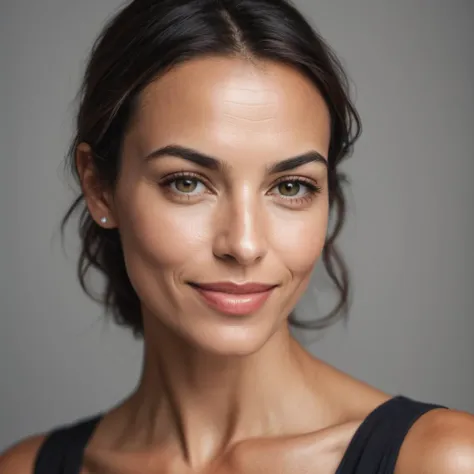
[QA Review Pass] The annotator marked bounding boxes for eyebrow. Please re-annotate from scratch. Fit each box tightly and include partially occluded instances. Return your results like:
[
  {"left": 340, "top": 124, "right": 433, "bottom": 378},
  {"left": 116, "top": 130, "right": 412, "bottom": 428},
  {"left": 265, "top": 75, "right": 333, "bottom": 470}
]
[{"left": 144, "top": 144, "right": 327, "bottom": 173}]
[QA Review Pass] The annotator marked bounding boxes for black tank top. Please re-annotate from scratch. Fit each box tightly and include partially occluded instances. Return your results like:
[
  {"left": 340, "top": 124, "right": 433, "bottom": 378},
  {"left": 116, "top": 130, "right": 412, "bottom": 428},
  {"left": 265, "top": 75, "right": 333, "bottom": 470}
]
[{"left": 33, "top": 395, "right": 445, "bottom": 474}]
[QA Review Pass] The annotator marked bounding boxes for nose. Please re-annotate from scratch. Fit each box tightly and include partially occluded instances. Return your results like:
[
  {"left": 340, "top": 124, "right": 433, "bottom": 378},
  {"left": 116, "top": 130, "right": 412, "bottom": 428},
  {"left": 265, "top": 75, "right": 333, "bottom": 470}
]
[{"left": 212, "top": 189, "right": 267, "bottom": 266}]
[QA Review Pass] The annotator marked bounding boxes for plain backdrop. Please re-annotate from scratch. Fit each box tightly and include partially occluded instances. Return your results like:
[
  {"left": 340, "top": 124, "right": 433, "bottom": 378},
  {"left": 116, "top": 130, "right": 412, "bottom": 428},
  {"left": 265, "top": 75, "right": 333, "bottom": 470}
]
[{"left": 1, "top": 0, "right": 473, "bottom": 451}]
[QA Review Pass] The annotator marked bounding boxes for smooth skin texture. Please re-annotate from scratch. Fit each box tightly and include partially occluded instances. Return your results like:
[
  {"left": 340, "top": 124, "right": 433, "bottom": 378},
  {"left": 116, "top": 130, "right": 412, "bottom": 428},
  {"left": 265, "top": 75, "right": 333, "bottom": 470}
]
[{"left": 2, "top": 57, "right": 474, "bottom": 473}]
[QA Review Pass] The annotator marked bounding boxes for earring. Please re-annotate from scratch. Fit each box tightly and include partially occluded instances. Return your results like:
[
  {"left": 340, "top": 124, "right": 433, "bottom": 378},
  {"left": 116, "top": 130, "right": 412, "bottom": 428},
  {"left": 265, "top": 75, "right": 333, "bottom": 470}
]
[{"left": 100, "top": 216, "right": 108, "bottom": 224}]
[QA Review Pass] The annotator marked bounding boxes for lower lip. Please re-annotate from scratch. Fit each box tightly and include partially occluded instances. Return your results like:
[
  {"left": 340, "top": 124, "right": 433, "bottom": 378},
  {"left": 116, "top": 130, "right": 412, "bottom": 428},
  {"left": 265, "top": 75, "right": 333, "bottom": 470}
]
[{"left": 192, "top": 286, "right": 274, "bottom": 315}]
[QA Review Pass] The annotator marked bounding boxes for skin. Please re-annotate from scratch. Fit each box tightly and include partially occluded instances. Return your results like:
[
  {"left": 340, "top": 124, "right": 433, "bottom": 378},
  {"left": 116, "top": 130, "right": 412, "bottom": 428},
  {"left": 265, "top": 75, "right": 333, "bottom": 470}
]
[{"left": 2, "top": 56, "right": 474, "bottom": 473}]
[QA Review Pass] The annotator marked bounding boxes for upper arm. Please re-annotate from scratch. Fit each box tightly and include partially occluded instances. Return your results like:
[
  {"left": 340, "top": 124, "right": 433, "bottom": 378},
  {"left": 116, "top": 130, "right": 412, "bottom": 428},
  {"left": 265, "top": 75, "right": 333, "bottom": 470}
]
[
  {"left": 395, "top": 408, "right": 474, "bottom": 474},
  {"left": 0, "top": 435, "right": 47, "bottom": 474}
]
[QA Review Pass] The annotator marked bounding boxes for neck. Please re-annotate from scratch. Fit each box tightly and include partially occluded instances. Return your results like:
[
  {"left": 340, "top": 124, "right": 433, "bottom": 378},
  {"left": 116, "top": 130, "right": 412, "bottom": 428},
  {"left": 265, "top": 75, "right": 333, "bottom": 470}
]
[{"left": 124, "top": 314, "right": 325, "bottom": 469}]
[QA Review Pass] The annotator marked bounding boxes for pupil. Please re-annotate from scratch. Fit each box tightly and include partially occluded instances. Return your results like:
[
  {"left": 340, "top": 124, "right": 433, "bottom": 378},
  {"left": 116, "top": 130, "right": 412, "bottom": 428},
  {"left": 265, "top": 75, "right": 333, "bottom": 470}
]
[
  {"left": 279, "top": 181, "right": 299, "bottom": 196},
  {"left": 177, "top": 178, "right": 196, "bottom": 192}
]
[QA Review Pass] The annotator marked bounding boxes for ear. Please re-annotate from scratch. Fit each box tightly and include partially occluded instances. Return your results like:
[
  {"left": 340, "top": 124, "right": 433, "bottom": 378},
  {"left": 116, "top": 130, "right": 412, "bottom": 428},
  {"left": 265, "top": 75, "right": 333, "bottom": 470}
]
[{"left": 76, "top": 142, "right": 118, "bottom": 228}]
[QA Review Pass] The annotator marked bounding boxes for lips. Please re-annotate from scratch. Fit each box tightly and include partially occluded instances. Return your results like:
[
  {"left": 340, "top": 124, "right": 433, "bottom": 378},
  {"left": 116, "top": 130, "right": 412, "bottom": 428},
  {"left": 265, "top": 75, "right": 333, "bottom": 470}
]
[
  {"left": 190, "top": 281, "right": 277, "bottom": 294},
  {"left": 189, "top": 281, "right": 277, "bottom": 315}
]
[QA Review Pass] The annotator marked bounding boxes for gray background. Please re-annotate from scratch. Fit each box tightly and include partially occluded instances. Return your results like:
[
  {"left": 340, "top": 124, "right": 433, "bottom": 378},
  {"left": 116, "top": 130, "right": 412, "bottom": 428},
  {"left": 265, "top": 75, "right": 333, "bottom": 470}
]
[{"left": 1, "top": 0, "right": 473, "bottom": 451}]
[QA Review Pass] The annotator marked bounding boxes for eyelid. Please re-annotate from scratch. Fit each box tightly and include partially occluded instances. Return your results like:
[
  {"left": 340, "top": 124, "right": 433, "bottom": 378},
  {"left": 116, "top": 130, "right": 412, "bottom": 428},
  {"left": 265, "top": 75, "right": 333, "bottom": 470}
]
[
  {"left": 270, "top": 175, "right": 321, "bottom": 190},
  {"left": 160, "top": 170, "right": 214, "bottom": 190}
]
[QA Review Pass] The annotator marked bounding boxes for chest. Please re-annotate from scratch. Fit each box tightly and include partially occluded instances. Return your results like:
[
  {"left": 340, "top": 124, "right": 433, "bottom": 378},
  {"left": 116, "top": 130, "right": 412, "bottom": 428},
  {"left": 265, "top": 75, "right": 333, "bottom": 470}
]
[{"left": 80, "top": 439, "right": 347, "bottom": 474}]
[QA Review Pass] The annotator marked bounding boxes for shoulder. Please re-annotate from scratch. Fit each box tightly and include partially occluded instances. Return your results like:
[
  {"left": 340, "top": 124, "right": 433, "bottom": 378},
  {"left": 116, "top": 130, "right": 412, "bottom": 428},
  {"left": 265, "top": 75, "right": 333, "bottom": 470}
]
[
  {"left": 396, "top": 407, "right": 474, "bottom": 474},
  {"left": 0, "top": 434, "right": 48, "bottom": 474},
  {"left": 0, "top": 412, "right": 105, "bottom": 474}
]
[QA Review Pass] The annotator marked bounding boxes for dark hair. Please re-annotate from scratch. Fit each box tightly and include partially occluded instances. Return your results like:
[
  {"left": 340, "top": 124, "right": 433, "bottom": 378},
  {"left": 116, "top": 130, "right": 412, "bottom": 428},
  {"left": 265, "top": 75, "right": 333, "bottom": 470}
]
[{"left": 60, "top": 0, "right": 362, "bottom": 338}]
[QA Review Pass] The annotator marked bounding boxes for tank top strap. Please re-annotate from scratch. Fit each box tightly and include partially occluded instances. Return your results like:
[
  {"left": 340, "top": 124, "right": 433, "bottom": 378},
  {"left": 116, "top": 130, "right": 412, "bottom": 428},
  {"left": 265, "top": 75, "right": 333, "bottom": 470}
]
[
  {"left": 33, "top": 414, "right": 103, "bottom": 474},
  {"left": 335, "top": 395, "right": 447, "bottom": 474},
  {"left": 33, "top": 396, "right": 446, "bottom": 474}
]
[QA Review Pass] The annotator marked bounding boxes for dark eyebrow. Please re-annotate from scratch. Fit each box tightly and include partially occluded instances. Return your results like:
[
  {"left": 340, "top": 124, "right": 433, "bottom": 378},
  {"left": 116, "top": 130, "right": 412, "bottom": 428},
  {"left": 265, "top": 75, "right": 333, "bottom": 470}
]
[
  {"left": 145, "top": 145, "right": 222, "bottom": 170},
  {"left": 268, "top": 151, "right": 327, "bottom": 173},
  {"left": 144, "top": 144, "right": 327, "bottom": 173}
]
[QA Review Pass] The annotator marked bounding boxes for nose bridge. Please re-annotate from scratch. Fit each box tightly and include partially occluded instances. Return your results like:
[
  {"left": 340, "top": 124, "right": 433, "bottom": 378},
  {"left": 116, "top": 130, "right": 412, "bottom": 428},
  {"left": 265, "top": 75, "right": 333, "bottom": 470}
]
[{"left": 214, "top": 185, "right": 267, "bottom": 264}]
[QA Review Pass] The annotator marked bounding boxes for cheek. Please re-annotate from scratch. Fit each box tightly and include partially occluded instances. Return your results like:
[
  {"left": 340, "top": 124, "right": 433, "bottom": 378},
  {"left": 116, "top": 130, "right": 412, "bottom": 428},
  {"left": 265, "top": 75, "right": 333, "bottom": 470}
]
[
  {"left": 270, "top": 202, "right": 328, "bottom": 276},
  {"left": 116, "top": 186, "right": 213, "bottom": 273}
]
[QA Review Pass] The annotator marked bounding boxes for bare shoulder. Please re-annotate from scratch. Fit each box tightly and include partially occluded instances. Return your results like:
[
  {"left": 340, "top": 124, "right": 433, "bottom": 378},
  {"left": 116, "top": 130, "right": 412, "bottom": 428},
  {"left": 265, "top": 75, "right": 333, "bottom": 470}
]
[
  {"left": 396, "top": 408, "right": 474, "bottom": 474},
  {"left": 0, "top": 434, "right": 47, "bottom": 474}
]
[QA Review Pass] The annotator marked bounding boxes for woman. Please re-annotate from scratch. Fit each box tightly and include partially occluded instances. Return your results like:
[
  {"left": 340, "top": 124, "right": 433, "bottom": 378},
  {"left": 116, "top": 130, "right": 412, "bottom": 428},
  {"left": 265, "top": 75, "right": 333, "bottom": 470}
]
[{"left": 1, "top": 0, "right": 473, "bottom": 472}]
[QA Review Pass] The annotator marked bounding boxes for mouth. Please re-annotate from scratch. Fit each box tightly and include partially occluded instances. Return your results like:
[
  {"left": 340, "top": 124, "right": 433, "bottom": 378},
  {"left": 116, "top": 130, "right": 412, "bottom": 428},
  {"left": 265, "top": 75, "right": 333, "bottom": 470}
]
[{"left": 188, "top": 281, "right": 278, "bottom": 316}]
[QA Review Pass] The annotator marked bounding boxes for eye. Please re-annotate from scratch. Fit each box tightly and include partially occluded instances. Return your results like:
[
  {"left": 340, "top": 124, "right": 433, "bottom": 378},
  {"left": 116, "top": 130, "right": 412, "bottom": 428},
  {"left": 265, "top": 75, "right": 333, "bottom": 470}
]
[
  {"left": 270, "top": 178, "right": 321, "bottom": 200},
  {"left": 160, "top": 173, "right": 209, "bottom": 197},
  {"left": 172, "top": 177, "right": 203, "bottom": 194},
  {"left": 276, "top": 181, "right": 303, "bottom": 197}
]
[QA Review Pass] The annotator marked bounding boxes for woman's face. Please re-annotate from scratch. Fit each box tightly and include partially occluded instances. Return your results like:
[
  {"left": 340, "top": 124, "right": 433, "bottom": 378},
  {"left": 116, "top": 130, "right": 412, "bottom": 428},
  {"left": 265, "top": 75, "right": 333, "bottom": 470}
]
[{"left": 104, "top": 57, "right": 330, "bottom": 355}]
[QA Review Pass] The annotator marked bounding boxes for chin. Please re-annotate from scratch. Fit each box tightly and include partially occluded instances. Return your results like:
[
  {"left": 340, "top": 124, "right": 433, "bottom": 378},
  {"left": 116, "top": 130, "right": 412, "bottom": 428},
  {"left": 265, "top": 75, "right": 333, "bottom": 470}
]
[{"left": 184, "top": 320, "right": 278, "bottom": 357}]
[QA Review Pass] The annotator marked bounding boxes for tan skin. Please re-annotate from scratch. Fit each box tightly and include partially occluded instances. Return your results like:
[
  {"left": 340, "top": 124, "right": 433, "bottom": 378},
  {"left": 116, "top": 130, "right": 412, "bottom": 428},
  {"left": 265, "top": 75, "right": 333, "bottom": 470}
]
[{"left": 2, "top": 56, "right": 474, "bottom": 473}]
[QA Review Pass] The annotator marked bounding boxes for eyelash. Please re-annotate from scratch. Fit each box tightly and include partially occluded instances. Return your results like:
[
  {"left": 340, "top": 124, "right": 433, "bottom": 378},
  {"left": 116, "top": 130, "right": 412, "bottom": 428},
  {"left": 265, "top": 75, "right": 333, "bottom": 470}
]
[
  {"left": 270, "top": 175, "right": 322, "bottom": 204},
  {"left": 159, "top": 171, "right": 322, "bottom": 206}
]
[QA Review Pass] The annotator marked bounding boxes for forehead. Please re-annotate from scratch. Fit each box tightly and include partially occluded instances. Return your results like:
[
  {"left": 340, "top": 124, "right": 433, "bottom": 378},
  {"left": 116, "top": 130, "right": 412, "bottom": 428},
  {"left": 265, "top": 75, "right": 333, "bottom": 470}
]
[{"left": 130, "top": 56, "right": 331, "bottom": 159}]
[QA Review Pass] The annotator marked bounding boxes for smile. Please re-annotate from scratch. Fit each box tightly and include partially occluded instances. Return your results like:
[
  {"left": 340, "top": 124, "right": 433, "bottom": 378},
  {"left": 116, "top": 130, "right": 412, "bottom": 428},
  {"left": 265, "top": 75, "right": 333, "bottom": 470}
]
[{"left": 188, "top": 281, "right": 277, "bottom": 316}]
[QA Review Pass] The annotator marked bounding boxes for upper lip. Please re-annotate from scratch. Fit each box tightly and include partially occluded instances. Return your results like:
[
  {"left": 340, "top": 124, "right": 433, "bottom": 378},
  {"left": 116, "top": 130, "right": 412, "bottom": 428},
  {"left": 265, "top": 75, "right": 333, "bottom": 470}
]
[{"left": 189, "top": 281, "right": 277, "bottom": 294}]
